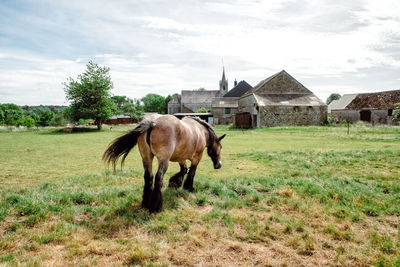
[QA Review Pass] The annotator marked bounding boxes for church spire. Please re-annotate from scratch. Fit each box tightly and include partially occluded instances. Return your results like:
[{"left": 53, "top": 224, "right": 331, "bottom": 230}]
[{"left": 219, "top": 66, "right": 228, "bottom": 96}]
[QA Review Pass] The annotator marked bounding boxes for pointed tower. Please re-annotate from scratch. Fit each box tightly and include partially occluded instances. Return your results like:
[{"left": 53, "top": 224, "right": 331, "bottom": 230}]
[{"left": 219, "top": 67, "right": 228, "bottom": 96}]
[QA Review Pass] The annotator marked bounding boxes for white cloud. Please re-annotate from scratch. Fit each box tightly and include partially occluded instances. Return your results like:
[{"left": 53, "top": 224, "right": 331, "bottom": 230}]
[{"left": 0, "top": 0, "right": 400, "bottom": 105}]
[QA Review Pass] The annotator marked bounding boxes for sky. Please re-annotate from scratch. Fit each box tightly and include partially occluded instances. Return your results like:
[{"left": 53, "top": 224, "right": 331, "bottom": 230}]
[{"left": 0, "top": 0, "right": 399, "bottom": 106}]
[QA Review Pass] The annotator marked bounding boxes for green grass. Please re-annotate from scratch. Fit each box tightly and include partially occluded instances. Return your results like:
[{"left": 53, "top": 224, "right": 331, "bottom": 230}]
[{"left": 0, "top": 124, "right": 399, "bottom": 266}]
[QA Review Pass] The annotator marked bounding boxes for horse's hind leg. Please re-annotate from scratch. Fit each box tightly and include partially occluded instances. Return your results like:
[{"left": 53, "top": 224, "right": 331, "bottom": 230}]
[
  {"left": 150, "top": 158, "right": 169, "bottom": 213},
  {"left": 168, "top": 162, "right": 187, "bottom": 189},
  {"left": 138, "top": 135, "right": 154, "bottom": 209},
  {"left": 142, "top": 159, "right": 154, "bottom": 209}
]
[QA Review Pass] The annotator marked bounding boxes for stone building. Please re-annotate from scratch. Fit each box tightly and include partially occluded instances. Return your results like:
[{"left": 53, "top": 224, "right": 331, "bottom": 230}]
[
  {"left": 328, "top": 89, "right": 400, "bottom": 125},
  {"left": 167, "top": 95, "right": 181, "bottom": 114},
  {"left": 167, "top": 68, "right": 229, "bottom": 114},
  {"left": 238, "top": 70, "right": 327, "bottom": 127},
  {"left": 211, "top": 80, "right": 252, "bottom": 124}
]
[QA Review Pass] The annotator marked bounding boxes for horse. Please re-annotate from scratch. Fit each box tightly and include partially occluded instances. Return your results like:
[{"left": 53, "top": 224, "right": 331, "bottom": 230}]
[{"left": 102, "top": 114, "right": 226, "bottom": 213}]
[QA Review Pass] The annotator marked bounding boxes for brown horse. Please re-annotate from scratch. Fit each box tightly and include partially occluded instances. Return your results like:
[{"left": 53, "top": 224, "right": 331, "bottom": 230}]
[{"left": 103, "top": 114, "right": 225, "bottom": 213}]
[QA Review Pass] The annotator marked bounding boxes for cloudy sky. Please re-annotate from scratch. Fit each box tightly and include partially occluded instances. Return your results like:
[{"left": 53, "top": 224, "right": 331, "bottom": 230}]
[{"left": 1, "top": 0, "right": 399, "bottom": 105}]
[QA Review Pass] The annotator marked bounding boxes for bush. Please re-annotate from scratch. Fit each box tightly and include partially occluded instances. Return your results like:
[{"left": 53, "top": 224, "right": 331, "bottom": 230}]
[
  {"left": 196, "top": 107, "right": 208, "bottom": 113},
  {"left": 16, "top": 116, "right": 35, "bottom": 128}
]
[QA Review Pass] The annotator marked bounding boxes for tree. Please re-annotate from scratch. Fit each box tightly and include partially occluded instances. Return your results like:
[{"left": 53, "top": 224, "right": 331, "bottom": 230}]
[
  {"left": 326, "top": 93, "right": 341, "bottom": 105},
  {"left": 37, "top": 110, "right": 55, "bottom": 127},
  {"left": 64, "top": 61, "right": 116, "bottom": 130},
  {"left": 141, "top": 94, "right": 166, "bottom": 114},
  {"left": 111, "top": 95, "right": 144, "bottom": 120},
  {"left": 0, "top": 108, "right": 4, "bottom": 125},
  {"left": 0, "top": 103, "right": 24, "bottom": 126}
]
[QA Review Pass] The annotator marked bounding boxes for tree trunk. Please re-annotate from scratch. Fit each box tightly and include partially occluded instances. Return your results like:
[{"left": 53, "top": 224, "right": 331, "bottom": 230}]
[{"left": 95, "top": 119, "right": 102, "bottom": 130}]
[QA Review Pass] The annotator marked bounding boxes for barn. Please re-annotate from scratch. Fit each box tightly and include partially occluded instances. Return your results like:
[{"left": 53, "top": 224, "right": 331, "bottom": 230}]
[
  {"left": 328, "top": 89, "right": 400, "bottom": 125},
  {"left": 237, "top": 70, "right": 327, "bottom": 127}
]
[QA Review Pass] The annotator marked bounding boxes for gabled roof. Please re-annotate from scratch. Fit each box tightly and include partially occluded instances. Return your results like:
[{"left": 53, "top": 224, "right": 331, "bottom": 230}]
[
  {"left": 242, "top": 70, "right": 313, "bottom": 97},
  {"left": 329, "top": 90, "right": 400, "bottom": 111},
  {"left": 223, "top": 80, "right": 252, "bottom": 97},
  {"left": 347, "top": 90, "right": 400, "bottom": 109},
  {"left": 241, "top": 70, "right": 325, "bottom": 107},
  {"left": 328, "top": 94, "right": 357, "bottom": 112}
]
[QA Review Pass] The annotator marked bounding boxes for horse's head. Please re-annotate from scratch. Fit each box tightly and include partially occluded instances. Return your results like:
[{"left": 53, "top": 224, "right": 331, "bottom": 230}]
[{"left": 207, "top": 134, "right": 226, "bottom": 169}]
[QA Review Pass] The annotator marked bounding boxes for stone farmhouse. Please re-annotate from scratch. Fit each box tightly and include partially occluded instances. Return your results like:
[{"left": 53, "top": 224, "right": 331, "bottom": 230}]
[
  {"left": 168, "top": 68, "right": 327, "bottom": 127},
  {"left": 238, "top": 70, "right": 327, "bottom": 127},
  {"left": 328, "top": 89, "right": 400, "bottom": 125}
]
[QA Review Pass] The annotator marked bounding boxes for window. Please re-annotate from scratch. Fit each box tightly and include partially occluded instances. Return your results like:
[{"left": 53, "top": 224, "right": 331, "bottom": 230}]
[
  {"left": 388, "top": 109, "right": 393, "bottom": 116},
  {"left": 224, "top": 108, "right": 231, "bottom": 114}
]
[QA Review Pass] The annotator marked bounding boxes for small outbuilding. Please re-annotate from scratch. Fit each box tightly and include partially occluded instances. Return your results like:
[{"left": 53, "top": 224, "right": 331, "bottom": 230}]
[
  {"left": 238, "top": 70, "right": 327, "bottom": 127},
  {"left": 328, "top": 89, "right": 400, "bottom": 125},
  {"left": 211, "top": 80, "right": 252, "bottom": 124},
  {"left": 105, "top": 115, "right": 135, "bottom": 125}
]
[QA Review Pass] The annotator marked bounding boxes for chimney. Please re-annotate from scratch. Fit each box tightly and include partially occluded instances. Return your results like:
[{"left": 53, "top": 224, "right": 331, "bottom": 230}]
[{"left": 234, "top": 79, "right": 238, "bottom": 87}]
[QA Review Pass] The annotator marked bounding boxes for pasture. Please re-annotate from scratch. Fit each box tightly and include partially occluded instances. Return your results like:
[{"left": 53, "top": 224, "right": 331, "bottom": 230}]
[{"left": 0, "top": 124, "right": 399, "bottom": 266}]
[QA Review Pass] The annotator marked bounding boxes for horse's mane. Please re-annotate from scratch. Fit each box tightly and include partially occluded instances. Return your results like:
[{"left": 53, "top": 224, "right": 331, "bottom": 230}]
[{"left": 188, "top": 116, "right": 218, "bottom": 146}]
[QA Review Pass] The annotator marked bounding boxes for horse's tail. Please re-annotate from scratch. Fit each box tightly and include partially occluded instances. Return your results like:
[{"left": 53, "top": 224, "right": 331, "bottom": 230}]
[{"left": 102, "top": 120, "right": 154, "bottom": 171}]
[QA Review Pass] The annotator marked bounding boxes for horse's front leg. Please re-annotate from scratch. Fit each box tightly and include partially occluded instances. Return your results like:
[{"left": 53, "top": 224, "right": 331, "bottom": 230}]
[
  {"left": 168, "top": 162, "right": 187, "bottom": 188},
  {"left": 183, "top": 153, "right": 202, "bottom": 192},
  {"left": 150, "top": 159, "right": 169, "bottom": 213},
  {"left": 183, "top": 165, "right": 197, "bottom": 192}
]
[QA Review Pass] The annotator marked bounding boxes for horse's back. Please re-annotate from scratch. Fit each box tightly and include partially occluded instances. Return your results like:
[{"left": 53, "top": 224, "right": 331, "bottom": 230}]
[{"left": 147, "top": 115, "right": 206, "bottom": 162}]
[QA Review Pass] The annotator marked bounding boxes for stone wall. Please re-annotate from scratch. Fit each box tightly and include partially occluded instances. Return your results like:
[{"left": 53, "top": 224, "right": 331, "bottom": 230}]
[
  {"left": 331, "top": 109, "right": 398, "bottom": 125},
  {"left": 168, "top": 103, "right": 181, "bottom": 114},
  {"left": 259, "top": 105, "right": 327, "bottom": 127},
  {"left": 212, "top": 107, "right": 238, "bottom": 124}
]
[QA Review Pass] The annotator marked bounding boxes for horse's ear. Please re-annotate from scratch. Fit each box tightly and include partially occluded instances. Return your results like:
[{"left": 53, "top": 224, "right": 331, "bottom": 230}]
[{"left": 218, "top": 134, "right": 226, "bottom": 141}]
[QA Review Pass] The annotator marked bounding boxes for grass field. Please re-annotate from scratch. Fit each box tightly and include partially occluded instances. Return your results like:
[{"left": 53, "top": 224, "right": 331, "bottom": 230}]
[{"left": 0, "top": 124, "right": 399, "bottom": 266}]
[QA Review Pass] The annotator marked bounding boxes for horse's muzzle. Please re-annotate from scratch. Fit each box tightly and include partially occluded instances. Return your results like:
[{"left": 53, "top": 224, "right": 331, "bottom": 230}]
[{"left": 214, "top": 161, "right": 222, "bottom": 169}]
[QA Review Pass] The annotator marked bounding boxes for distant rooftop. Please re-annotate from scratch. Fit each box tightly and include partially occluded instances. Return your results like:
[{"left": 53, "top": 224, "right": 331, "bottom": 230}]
[{"left": 223, "top": 80, "right": 252, "bottom": 97}]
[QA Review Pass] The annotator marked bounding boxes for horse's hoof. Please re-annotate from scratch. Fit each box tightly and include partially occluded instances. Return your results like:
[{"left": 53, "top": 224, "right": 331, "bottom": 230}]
[
  {"left": 149, "top": 206, "right": 162, "bottom": 213},
  {"left": 141, "top": 201, "right": 150, "bottom": 209},
  {"left": 184, "top": 186, "right": 194, "bottom": 192}
]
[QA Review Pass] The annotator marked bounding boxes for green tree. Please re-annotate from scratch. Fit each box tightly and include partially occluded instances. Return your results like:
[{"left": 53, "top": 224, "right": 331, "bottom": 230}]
[
  {"left": 64, "top": 61, "right": 116, "bottom": 130},
  {"left": 141, "top": 93, "right": 166, "bottom": 114},
  {"left": 326, "top": 93, "right": 341, "bottom": 105},
  {"left": 111, "top": 95, "right": 144, "bottom": 120},
  {"left": 37, "top": 110, "right": 55, "bottom": 127},
  {"left": 0, "top": 103, "right": 24, "bottom": 126},
  {"left": 16, "top": 116, "right": 35, "bottom": 128},
  {"left": 0, "top": 108, "right": 4, "bottom": 124},
  {"left": 50, "top": 108, "right": 71, "bottom": 126}
]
